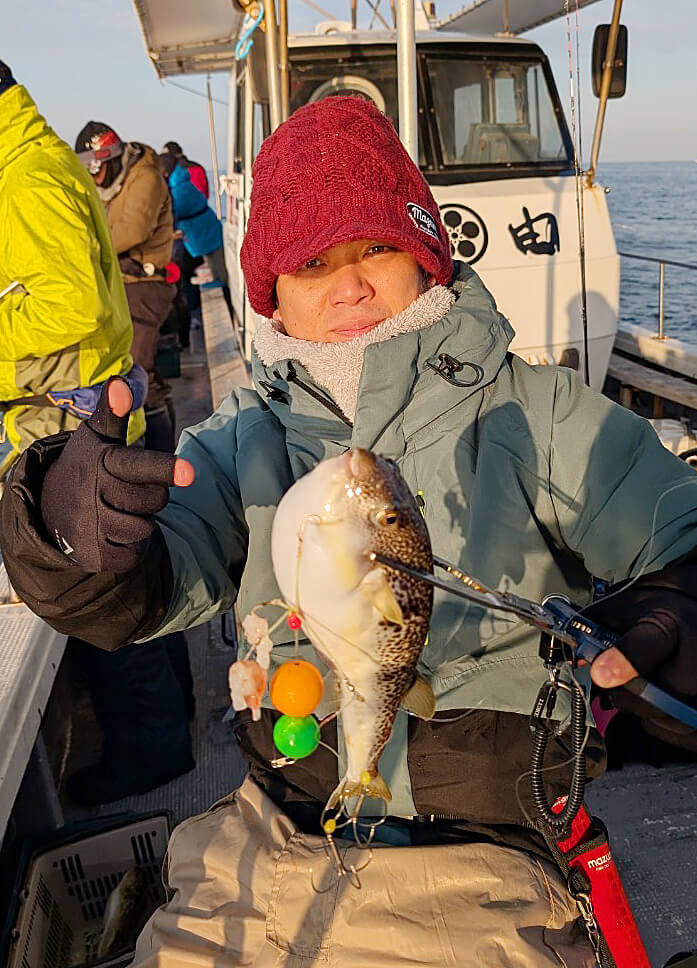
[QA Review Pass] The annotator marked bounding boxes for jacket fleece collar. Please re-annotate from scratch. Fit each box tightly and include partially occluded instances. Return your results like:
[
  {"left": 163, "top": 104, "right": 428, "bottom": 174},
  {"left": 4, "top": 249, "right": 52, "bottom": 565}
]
[
  {"left": 251, "top": 261, "right": 514, "bottom": 461},
  {"left": 253, "top": 285, "right": 456, "bottom": 421},
  {"left": 0, "top": 85, "right": 51, "bottom": 175}
]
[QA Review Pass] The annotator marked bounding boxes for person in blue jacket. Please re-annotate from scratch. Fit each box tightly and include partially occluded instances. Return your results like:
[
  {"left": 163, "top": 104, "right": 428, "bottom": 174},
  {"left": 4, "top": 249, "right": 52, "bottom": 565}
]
[{"left": 161, "top": 152, "right": 232, "bottom": 315}]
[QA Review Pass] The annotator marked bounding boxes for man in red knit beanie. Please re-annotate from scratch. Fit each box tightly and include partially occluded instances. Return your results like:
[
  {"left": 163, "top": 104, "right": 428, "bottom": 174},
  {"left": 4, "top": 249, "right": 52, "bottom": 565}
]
[
  {"left": 5, "top": 94, "right": 697, "bottom": 967},
  {"left": 241, "top": 96, "right": 452, "bottom": 319}
]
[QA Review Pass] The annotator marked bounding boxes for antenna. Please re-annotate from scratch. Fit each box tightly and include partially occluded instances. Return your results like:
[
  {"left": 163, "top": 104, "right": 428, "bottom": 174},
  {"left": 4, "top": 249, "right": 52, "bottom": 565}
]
[{"left": 502, "top": 0, "right": 511, "bottom": 35}]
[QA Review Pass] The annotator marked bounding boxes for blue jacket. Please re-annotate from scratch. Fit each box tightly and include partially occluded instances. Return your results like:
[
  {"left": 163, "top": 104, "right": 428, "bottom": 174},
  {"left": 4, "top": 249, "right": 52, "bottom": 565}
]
[{"left": 169, "top": 164, "right": 222, "bottom": 258}]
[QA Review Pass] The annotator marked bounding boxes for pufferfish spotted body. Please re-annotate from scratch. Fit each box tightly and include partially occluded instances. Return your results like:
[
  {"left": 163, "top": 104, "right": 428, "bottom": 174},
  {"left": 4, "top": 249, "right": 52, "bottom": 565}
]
[{"left": 271, "top": 448, "right": 434, "bottom": 805}]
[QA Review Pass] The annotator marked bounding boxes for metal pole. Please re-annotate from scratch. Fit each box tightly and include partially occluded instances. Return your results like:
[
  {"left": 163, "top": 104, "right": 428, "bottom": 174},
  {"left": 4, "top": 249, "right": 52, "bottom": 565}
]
[
  {"left": 278, "top": 0, "right": 290, "bottom": 121},
  {"left": 502, "top": 0, "right": 511, "bottom": 34},
  {"left": 396, "top": 0, "right": 418, "bottom": 163},
  {"left": 207, "top": 75, "right": 222, "bottom": 219},
  {"left": 226, "top": 65, "right": 237, "bottom": 180},
  {"left": 350, "top": 0, "right": 357, "bottom": 29},
  {"left": 588, "top": 0, "right": 623, "bottom": 184},
  {"left": 657, "top": 262, "right": 666, "bottom": 339},
  {"left": 243, "top": 72, "right": 255, "bottom": 360},
  {"left": 264, "top": 0, "right": 283, "bottom": 131}
]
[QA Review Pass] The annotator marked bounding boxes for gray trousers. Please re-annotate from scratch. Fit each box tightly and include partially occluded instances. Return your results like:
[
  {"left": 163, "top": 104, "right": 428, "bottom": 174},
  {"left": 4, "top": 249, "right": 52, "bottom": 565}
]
[{"left": 131, "top": 775, "right": 594, "bottom": 967}]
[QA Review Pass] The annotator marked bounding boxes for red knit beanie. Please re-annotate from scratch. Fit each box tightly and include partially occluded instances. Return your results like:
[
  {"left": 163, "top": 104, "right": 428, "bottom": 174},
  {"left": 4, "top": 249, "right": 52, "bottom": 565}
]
[{"left": 240, "top": 96, "right": 453, "bottom": 318}]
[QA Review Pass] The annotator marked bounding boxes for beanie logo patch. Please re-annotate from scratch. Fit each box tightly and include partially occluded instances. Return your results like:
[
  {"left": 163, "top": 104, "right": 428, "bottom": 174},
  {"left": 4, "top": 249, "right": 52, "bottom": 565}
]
[{"left": 407, "top": 202, "right": 439, "bottom": 240}]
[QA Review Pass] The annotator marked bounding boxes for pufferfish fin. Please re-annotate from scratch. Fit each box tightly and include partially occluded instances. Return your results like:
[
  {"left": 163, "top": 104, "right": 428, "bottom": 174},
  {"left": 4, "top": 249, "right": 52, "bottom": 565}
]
[
  {"left": 359, "top": 567, "right": 405, "bottom": 626},
  {"left": 327, "top": 773, "right": 393, "bottom": 811},
  {"left": 401, "top": 674, "right": 436, "bottom": 720}
]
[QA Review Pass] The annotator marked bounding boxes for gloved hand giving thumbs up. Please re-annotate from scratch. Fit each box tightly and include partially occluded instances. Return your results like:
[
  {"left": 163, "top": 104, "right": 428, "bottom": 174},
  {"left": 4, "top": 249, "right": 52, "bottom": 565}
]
[{"left": 40, "top": 378, "right": 194, "bottom": 573}]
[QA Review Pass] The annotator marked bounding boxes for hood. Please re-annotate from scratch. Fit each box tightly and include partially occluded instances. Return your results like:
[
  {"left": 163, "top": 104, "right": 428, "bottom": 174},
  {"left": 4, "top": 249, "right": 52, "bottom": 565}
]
[
  {"left": 251, "top": 261, "right": 514, "bottom": 461},
  {"left": 169, "top": 161, "right": 211, "bottom": 222},
  {"left": 169, "top": 163, "right": 192, "bottom": 188},
  {"left": 97, "top": 141, "right": 157, "bottom": 204},
  {"left": 0, "top": 84, "right": 53, "bottom": 175}
]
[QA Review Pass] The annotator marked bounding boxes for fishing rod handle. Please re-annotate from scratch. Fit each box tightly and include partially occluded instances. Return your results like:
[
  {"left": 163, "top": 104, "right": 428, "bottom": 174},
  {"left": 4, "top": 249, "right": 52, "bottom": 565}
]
[
  {"left": 543, "top": 596, "right": 697, "bottom": 730},
  {"left": 541, "top": 595, "right": 618, "bottom": 663}
]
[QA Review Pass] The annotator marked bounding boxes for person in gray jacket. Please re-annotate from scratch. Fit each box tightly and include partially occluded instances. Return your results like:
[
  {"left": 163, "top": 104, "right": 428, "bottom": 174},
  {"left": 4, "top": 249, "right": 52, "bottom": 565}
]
[{"left": 2, "top": 96, "right": 697, "bottom": 966}]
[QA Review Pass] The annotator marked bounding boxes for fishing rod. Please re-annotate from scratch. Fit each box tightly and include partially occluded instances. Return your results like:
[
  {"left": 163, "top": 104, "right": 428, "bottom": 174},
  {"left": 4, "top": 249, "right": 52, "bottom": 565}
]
[{"left": 372, "top": 551, "right": 697, "bottom": 732}]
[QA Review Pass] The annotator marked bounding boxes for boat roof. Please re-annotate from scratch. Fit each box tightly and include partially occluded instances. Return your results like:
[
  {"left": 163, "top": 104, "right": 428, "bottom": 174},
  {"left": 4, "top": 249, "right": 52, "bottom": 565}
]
[
  {"left": 435, "top": 0, "right": 602, "bottom": 35},
  {"left": 132, "top": 0, "right": 598, "bottom": 78},
  {"left": 132, "top": 0, "right": 244, "bottom": 78},
  {"left": 288, "top": 29, "right": 533, "bottom": 48}
]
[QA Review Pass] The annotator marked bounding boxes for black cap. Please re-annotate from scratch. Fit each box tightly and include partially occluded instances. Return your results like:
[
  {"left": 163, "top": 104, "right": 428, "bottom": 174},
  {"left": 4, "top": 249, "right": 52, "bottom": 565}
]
[
  {"left": 75, "top": 120, "right": 122, "bottom": 154},
  {"left": 0, "top": 61, "right": 16, "bottom": 97},
  {"left": 163, "top": 140, "right": 183, "bottom": 157}
]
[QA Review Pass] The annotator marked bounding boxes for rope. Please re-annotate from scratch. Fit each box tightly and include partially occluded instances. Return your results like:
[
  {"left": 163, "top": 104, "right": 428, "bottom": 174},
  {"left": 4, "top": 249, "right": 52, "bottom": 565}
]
[{"left": 165, "top": 79, "right": 228, "bottom": 107}]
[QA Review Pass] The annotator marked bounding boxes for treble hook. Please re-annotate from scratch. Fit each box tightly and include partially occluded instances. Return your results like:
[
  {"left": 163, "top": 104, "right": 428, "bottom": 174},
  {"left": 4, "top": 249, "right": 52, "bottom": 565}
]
[
  {"left": 310, "top": 825, "right": 369, "bottom": 893},
  {"left": 235, "top": 2, "right": 265, "bottom": 61}
]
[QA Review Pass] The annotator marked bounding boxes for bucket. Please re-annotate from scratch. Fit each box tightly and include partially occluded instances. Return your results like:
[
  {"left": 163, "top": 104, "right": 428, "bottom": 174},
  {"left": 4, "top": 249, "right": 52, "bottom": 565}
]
[{"left": 6, "top": 813, "right": 171, "bottom": 968}]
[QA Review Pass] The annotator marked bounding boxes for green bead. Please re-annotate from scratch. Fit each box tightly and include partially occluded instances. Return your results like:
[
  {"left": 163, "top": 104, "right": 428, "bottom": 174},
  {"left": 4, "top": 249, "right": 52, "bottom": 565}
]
[{"left": 273, "top": 714, "right": 320, "bottom": 759}]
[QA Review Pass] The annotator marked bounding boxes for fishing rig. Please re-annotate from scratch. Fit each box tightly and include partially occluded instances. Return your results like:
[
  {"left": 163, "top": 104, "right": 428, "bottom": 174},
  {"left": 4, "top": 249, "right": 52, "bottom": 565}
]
[
  {"left": 229, "top": 596, "right": 392, "bottom": 889},
  {"left": 231, "top": 541, "right": 697, "bottom": 896},
  {"left": 371, "top": 551, "right": 688, "bottom": 967},
  {"left": 374, "top": 550, "right": 697, "bottom": 828}
]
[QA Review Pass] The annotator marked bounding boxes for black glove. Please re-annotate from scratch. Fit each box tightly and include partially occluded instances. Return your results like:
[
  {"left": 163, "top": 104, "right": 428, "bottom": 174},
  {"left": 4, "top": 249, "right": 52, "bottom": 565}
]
[
  {"left": 40, "top": 379, "right": 182, "bottom": 574},
  {"left": 590, "top": 570, "right": 697, "bottom": 750}
]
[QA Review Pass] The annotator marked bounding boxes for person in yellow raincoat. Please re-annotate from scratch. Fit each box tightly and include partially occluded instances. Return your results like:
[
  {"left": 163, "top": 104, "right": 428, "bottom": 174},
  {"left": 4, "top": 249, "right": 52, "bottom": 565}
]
[
  {"left": 0, "top": 60, "right": 145, "bottom": 480},
  {"left": 0, "top": 62, "right": 194, "bottom": 805}
]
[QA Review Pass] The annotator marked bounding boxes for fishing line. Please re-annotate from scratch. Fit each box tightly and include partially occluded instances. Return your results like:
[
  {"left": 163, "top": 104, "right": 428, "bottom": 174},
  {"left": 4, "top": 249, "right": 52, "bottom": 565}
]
[
  {"left": 565, "top": 0, "right": 590, "bottom": 385},
  {"left": 561, "top": 475, "right": 697, "bottom": 628},
  {"left": 291, "top": 514, "right": 386, "bottom": 672},
  {"left": 300, "top": 610, "right": 380, "bottom": 677},
  {"left": 512, "top": 475, "right": 697, "bottom": 825},
  {"left": 165, "top": 79, "right": 229, "bottom": 106},
  {"left": 318, "top": 739, "right": 343, "bottom": 760},
  {"left": 428, "top": 703, "right": 486, "bottom": 725}
]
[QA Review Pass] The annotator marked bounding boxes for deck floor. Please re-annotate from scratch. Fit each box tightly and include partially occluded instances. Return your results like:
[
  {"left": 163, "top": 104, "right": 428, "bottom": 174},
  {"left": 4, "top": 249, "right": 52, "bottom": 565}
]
[
  {"left": 62, "top": 311, "right": 697, "bottom": 967},
  {"left": 588, "top": 764, "right": 697, "bottom": 965}
]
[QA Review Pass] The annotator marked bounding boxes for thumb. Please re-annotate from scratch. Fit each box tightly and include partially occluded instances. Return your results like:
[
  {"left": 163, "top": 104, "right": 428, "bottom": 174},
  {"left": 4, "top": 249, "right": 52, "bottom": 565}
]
[
  {"left": 87, "top": 377, "right": 133, "bottom": 442},
  {"left": 590, "top": 646, "right": 639, "bottom": 689}
]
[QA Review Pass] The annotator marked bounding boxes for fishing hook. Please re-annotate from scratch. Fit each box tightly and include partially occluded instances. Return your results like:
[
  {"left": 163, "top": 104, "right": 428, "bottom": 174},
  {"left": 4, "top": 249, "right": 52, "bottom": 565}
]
[{"left": 310, "top": 829, "right": 370, "bottom": 893}]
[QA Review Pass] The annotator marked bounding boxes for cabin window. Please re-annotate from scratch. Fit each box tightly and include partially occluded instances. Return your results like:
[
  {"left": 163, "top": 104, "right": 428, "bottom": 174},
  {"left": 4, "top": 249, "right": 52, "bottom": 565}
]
[
  {"left": 425, "top": 56, "right": 569, "bottom": 169},
  {"left": 289, "top": 52, "right": 428, "bottom": 169},
  {"left": 494, "top": 74, "right": 517, "bottom": 124}
]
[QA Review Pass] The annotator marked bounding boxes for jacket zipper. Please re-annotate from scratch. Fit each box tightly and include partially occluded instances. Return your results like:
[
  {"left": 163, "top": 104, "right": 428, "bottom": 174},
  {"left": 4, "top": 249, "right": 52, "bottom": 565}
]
[{"left": 282, "top": 363, "right": 353, "bottom": 427}]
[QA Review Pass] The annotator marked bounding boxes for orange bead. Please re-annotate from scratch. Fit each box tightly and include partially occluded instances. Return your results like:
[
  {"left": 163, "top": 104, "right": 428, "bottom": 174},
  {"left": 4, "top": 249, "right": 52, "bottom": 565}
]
[{"left": 270, "top": 660, "right": 324, "bottom": 717}]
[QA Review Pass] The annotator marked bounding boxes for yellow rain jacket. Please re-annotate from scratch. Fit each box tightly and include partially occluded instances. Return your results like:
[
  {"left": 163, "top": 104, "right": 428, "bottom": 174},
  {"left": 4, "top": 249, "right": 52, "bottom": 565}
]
[{"left": 0, "top": 84, "right": 145, "bottom": 472}]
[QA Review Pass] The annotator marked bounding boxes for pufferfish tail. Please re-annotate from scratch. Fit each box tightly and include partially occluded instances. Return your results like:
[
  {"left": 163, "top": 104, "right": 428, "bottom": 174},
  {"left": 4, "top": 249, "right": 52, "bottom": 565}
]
[{"left": 327, "top": 773, "right": 392, "bottom": 814}]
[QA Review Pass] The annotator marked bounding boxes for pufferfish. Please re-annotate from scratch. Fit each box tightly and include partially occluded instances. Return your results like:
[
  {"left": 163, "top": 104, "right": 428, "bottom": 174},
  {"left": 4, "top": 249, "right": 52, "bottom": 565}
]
[{"left": 270, "top": 448, "right": 435, "bottom": 806}]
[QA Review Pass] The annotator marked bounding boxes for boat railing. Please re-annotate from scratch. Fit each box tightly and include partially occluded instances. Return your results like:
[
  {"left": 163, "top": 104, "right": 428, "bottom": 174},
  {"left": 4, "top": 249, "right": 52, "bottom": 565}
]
[{"left": 618, "top": 251, "right": 697, "bottom": 340}]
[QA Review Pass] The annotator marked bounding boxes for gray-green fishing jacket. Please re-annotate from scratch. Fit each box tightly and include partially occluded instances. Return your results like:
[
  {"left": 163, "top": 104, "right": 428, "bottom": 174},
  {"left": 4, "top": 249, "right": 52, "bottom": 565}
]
[
  {"left": 148, "top": 261, "right": 697, "bottom": 819},
  {"left": 4, "top": 262, "right": 697, "bottom": 824}
]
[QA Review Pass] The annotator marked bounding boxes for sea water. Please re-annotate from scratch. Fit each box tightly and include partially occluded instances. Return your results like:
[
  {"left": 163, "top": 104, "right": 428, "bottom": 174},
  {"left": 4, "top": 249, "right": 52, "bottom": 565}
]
[
  {"left": 209, "top": 160, "right": 696, "bottom": 343},
  {"left": 599, "top": 161, "right": 697, "bottom": 344}
]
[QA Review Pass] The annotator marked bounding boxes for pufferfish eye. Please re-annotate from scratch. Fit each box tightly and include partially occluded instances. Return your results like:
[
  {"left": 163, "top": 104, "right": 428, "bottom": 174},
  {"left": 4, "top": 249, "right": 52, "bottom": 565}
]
[{"left": 375, "top": 507, "right": 399, "bottom": 527}]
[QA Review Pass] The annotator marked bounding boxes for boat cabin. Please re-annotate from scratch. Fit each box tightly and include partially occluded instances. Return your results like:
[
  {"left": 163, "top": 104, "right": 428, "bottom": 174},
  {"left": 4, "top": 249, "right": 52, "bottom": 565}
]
[{"left": 222, "top": 25, "right": 619, "bottom": 386}]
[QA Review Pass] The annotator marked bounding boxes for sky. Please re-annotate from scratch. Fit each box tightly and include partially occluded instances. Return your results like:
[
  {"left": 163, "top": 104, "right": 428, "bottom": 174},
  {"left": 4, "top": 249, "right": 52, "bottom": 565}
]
[{"left": 4, "top": 0, "right": 695, "bottom": 169}]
